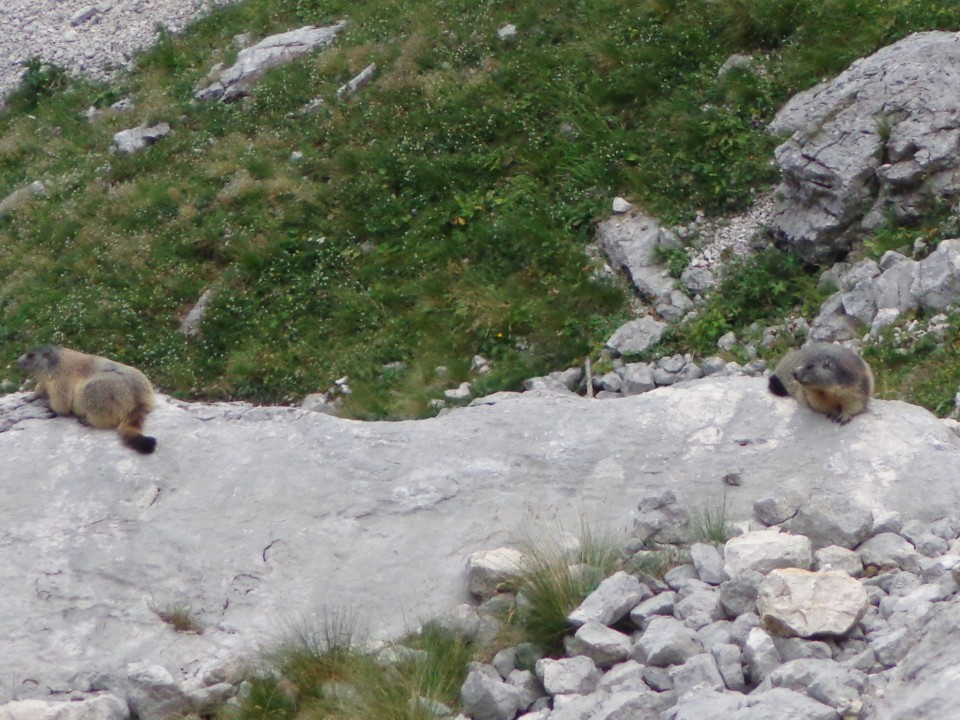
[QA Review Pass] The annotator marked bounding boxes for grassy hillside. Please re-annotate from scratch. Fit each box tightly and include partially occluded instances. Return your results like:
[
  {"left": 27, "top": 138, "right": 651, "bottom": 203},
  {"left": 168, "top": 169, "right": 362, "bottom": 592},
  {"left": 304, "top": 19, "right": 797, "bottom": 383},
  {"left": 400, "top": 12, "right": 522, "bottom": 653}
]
[{"left": 1, "top": 0, "right": 958, "bottom": 418}]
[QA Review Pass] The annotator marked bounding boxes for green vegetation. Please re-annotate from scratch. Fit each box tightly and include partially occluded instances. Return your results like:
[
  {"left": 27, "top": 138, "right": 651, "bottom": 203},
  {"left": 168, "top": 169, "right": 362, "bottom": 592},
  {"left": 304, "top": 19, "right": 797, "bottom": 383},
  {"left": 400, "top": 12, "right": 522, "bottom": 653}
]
[
  {"left": 502, "top": 525, "right": 626, "bottom": 654},
  {"left": 1, "top": 0, "right": 959, "bottom": 418},
  {"left": 865, "top": 314, "right": 960, "bottom": 416},
  {"left": 149, "top": 599, "right": 203, "bottom": 633},
  {"left": 666, "top": 247, "right": 828, "bottom": 357},
  {"left": 687, "top": 495, "right": 734, "bottom": 545},
  {"left": 229, "top": 615, "right": 474, "bottom": 720}
]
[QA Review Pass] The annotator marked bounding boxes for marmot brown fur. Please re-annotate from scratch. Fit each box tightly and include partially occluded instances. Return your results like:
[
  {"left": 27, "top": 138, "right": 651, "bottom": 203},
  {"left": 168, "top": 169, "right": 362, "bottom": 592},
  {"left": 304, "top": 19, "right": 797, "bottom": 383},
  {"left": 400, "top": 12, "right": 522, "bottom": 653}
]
[
  {"left": 768, "top": 342, "right": 874, "bottom": 425},
  {"left": 18, "top": 345, "right": 157, "bottom": 454}
]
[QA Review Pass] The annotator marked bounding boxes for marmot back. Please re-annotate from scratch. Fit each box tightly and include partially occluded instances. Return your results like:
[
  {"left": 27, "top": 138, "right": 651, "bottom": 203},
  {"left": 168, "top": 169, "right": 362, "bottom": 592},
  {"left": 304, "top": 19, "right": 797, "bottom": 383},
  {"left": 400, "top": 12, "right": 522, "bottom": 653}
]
[
  {"left": 768, "top": 342, "right": 874, "bottom": 425},
  {"left": 18, "top": 345, "right": 157, "bottom": 453}
]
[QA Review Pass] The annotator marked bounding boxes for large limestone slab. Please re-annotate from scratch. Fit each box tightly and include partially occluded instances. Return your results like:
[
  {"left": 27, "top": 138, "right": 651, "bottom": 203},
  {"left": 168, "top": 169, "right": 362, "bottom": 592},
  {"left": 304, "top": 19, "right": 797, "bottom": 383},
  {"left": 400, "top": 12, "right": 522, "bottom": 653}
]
[
  {"left": 769, "top": 31, "right": 960, "bottom": 261},
  {"left": 1, "top": 377, "right": 959, "bottom": 700},
  {"left": 195, "top": 24, "right": 346, "bottom": 102}
]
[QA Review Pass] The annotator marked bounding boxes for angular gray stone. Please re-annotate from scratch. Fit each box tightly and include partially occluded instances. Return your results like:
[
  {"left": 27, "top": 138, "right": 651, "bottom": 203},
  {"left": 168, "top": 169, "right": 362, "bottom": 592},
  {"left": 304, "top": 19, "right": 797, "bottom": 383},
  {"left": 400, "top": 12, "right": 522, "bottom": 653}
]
[
  {"left": 840, "top": 282, "right": 877, "bottom": 326},
  {"left": 122, "top": 663, "right": 187, "bottom": 720},
  {"left": 669, "top": 653, "right": 724, "bottom": 698},
  {"left": 196, "top": 24, "right": 346, "bottom": 102},
  {"left": 0, "top": 696, "right": 128, "bottom": 720},
  {"left": 719, "top": 571, "right": 763, "bottom": 617},
  {"left": 596, "top": 659, "right": 647, "bottom": 693},
  {"left": 695, "top": 620, "right": 734, "bottom": 652},
  {"left": 507, "top": 670, "right": 544, "bottom": 712},
  {"left": 337, "top": 63, "right": 377, "bottom": 99},
  {"left": 534, "top": 656, "right": 600, "bottom": 696},
  {"left": 629, "top": 591, "right": 677, "bottom": 628},
  {"left": 461, "top": 663, "right": 523, "bottom": 720},
  {"left": 871, "top": 600, "right": 960, "bottom": 718},
  {"left": 771, "top": 637, "right": 832, "bottom": 662},
  {"left": 814, "top": 545, "right": 863, "bottom": 576},
  {"left": 568, "top": 571, "right": 647, "bottom": 627},
  {"left": 466, "top": 548, "right": 524, "bottom": 598},
  {"left": 724, "top": 530, "right": 813, "bottom": 577},
  {"left": 634, "top": 490, "right": 689, "bottom": 544},
  {"left": 635, "top": 616, "right": 702, "bottom": 667},
  {"left": 113, "top": 123, "right": 172, "bottom": 153},
  {"left": 743, "top": 627, "right": 782, "bottom": 684},
  {"left": 874, "top": 257, "right": 920, "bottom": 314},
  {"left": 563, "top": 621, "right": 631, "bottom": 668},
  {"left": 179, "top": 289, "right": 214, "bottom": 338},
  {"left": 783, "top": 498, "right": 874, "bottom": 550},
  {"left": 551, "top": 688, "right": 665, "bottom": 720},
  {"left": 617, "top": 362, "right": 656, "bottom": 395},
  {"left": 768, "top": 32, "right": 960, "bottom": 261},
  {"left": 596, "top": 212, "right": 678, "bottom": 300},
  {"left": 0, "top": 180, "right": 47, "bottom": 218},
  {"left": 870, "top": 627, "right": 912, "bottom": 668},
  {"left": 753, "top": 494, "right": 803, "bottom": 526},
  {"left": 712, "top": 643, "right": 746, "bottom": 692},
  {"left": 690, "top": 543, "right": 728, "bottom": 585},
  {"left": 859, "top": 533, "right": 923, "bottom": 573},
  {"left": 605, "top": 317, "right": 666, "bottom": 356},
  {"left": 911, "top": 238, "right": 960, "bottom": 310},
  {"left": 663, "top": 564, "right": 699, "bottom": 591},
  {"left": 758, "top": 569, "right": 868, "bottom": 638},
  {"left": 675, "top": 588, "right": 724, "bottom": 630},
  {"left": 669, "top": 687, "right": 839, "bottom": 720},
  {"left": 761, "top": 658, "right": 867, "bottom": 716}
]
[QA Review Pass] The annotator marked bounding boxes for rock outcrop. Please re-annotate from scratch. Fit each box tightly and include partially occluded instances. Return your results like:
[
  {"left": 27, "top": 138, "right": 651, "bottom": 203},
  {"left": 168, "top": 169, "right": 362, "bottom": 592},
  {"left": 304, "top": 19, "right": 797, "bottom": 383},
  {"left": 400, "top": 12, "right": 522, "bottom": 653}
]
[
  {"left": 769, "top": 31, "right": 960, "bottom": 262},
  {"left": 2, "top": 376, "right": 960, "bottom": 709},
  {"left": 194, "top": 23, "right": 346, "bottom": 102}
]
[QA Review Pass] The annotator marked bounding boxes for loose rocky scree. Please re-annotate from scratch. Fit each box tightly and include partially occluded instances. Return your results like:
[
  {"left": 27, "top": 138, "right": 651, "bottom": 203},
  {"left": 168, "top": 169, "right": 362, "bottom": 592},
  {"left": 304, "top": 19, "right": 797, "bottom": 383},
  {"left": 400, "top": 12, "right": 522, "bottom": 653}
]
[{"left": 455, "top": 493, "right": 960, "bottom": 720}]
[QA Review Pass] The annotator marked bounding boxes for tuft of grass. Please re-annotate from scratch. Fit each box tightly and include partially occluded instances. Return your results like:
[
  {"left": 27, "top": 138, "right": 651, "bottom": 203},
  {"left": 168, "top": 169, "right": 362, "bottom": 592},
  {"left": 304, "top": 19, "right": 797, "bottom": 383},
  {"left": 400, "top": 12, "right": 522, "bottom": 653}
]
[
  {"left": 150, "top": 600, "right": 203, "bottom": 634},
  {"left": 225, "top": 614, "right": 474, "bottom": 720},
  {"left": 5, "top": 58, "right": 69, "bottom": 113},
  {"left": 687, "top": 495, "right": 734, "bottom": 545},
  {"left": 505, "top": 523, "right": 626, "bottom": 654}
]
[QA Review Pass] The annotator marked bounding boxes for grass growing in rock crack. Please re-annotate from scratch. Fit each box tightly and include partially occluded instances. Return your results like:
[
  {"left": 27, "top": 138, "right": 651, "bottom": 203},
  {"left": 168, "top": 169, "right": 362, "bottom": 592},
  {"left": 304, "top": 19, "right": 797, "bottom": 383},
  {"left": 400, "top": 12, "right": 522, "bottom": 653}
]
[
  {"left": 499, "top": 524, "right": 626, "bottom": 654},
  {"left": 149, "top": 600, "right": 203, "bottom": 634},
  {"left": 687, "top": 495, "right": 734, "bottom": 546},
  {"left": 1, "top": 0, "right": 959, "bottom": 417},
  {"left": 227, "top": 614, "right": 473, "bottom": 720}
]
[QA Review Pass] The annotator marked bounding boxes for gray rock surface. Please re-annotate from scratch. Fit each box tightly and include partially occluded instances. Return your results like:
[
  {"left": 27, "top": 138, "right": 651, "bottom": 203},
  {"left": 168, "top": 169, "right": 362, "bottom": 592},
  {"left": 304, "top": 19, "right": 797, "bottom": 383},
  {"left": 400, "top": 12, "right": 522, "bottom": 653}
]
[
  {"left": 810, "top": 238, "right": 960, "bottom": 339},
  {"left": 3, "top": 375, "right": 960, "bottom": 706},
  {"left": 769, "top": 31, "right": 960, "bottom": 261},
  {"left": 195, "top": 24, "right": 346, "bottom": 101},
  {"left": 757, "top": 569, "right": 869, "bottom": 638},
  {"left": 0, "top": 180, "right": 48, "bottom": 217},
  {"left": 0, "top": 0, "right": 234, "bottom": 101},
  {"left": 113, "top": 122, "right": 172, "bottom": 153},
  {"left": 604, "top": 316, "right": 666, "bottom": 356},
  {"left": 596, "top": 212, "right": 679, "bottom": 301}
]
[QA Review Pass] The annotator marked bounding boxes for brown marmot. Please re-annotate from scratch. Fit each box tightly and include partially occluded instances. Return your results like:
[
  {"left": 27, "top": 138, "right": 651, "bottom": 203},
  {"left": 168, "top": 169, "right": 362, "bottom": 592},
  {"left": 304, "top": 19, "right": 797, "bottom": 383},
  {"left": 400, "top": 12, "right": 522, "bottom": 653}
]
[
  {"left": 768, "top": 342, "right": 874, "bottom": 425},
  {"left": 18, "top": 345, "right": 157, "bottom": 454}
]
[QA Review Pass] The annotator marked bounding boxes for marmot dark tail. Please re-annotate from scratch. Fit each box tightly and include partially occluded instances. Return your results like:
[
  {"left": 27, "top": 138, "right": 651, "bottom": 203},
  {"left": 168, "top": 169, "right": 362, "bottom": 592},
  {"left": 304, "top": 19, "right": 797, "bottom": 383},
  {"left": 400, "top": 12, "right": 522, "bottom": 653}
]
[
  {"left": 768, "top": 374, "right": 790, "bottom": 397},
  {"left": 119, "top": 401, "right": 157, "bottom": 454},
  {"left": 123, "top": 433, "right": 157, "bottom": 454}
]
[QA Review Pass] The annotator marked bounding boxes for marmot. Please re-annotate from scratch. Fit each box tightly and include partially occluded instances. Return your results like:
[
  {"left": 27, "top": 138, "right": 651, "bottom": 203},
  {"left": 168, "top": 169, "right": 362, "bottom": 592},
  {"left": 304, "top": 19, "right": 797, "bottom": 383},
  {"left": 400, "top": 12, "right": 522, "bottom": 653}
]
[
  {"left": 18, "top": 345, "right": 157, "bottom": 454},
  {"left": 768, "top": 342, "right": 874, "bottom": 425}
]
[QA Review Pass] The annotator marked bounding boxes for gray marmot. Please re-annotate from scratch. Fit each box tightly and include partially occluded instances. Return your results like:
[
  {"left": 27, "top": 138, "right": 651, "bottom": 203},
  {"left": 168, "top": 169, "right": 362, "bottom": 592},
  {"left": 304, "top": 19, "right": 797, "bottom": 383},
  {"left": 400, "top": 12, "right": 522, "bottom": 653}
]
[
  {"left": 768, "top": 342, "right": 874, "bottom": 425},
  {"left": 18, "top": 345, "right": 157, "bottom": 453}
]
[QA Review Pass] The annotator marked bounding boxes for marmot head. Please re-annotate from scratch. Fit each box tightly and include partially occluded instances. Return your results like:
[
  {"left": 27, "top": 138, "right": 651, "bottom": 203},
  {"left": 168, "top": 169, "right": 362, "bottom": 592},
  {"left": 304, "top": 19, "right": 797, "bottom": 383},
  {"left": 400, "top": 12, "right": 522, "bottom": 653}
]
[
  {"left": 792, "top": 346, "right": 859, "bottom": 387},
  {"left": 18, "top": 345, "right": 61, "bottom": 373}
]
